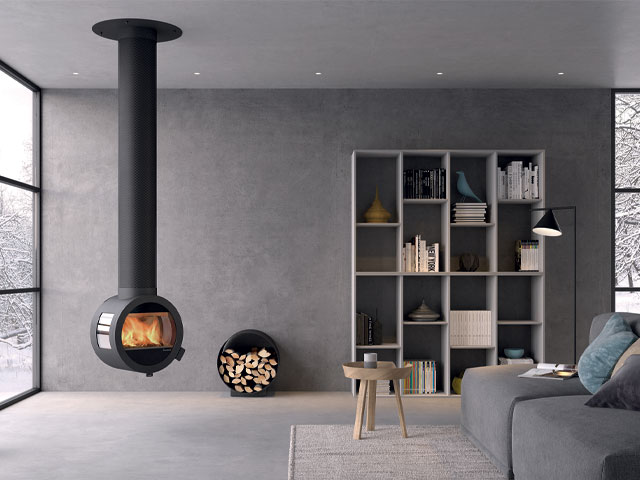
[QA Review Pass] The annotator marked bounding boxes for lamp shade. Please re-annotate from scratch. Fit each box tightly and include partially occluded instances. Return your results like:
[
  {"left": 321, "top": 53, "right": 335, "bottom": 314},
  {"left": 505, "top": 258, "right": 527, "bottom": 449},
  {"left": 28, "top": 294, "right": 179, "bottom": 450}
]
[{"left": 532, "top": 209, "right": 562, "bottom": 237}]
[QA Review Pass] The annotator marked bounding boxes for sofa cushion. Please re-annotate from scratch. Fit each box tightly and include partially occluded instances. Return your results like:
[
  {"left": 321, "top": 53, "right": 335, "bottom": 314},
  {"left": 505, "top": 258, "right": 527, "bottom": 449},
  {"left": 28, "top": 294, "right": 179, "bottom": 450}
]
[
  {"left": 586, "top": 354, "right": 640, "bottom": 411},
  {"left": 612, "top": 338, "right": 640, "bottom": 377},
  {"left": 461, "top": 365, "right": 588, "bottom": 477},
  {"left": 512, "top": 395, "right": 640, "bottom": 480},
  {"left": 578, "top": 313, "right": 637, "bottom": 394},
  {"left": 590, "top": 312, "right": 640, "bottom": 342}
]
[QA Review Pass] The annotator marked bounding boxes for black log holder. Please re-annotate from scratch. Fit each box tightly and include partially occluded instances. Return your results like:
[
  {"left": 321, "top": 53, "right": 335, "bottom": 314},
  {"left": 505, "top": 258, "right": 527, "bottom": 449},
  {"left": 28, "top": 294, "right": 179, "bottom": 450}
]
[{"left": 218, "top": 330, "right": 279, "bottom": 397}]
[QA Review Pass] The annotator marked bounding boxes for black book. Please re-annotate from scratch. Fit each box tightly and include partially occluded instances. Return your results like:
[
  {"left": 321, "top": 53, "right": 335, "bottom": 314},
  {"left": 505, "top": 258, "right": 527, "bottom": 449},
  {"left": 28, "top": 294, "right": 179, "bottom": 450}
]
[{"left": 373, "top": 318, "right": 382, "bottom": 345}]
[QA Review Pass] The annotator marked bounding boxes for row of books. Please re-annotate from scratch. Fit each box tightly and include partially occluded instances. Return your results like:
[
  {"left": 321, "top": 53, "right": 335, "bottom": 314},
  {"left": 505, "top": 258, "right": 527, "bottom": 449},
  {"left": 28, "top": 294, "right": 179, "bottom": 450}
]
[
  {"left": 452, "top": 202, "right": 487, "bottom": 223},
  {"left": 404, "top": 168, "right": 446, "bottom": 199},
  {"left": 376, "top": 380, "right": 391, "bottom": 395},
  {"left": 355, "top": 312, "right": 382, "bottom": 345},
  {"left": 450, "top": 310, "right": 492, "bottom": 346},
  {"left": 403, "top": 360, "right": 437, "bottom": 394},
  {"left": 402, "top": 236, "right": 439, "bottom": 272},
  {"left": 515, "top": 240, "right": 540, "bottom": 271},
  {"left": 497, "top": 161, "right": 540, "bottom": 200}
]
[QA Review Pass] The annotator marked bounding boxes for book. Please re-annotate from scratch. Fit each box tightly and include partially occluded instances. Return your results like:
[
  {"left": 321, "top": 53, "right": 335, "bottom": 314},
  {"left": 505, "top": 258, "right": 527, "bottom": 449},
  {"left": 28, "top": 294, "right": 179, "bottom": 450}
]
[
  {"left": 355, "top": 312, "right": 382, "bottom": 345},
  {"left": 427, "top": 243, "right": 439, "bottom": 272},
  {"left": 452, "top": 202, "right": 487, "bottom": 224},
  {"left": 450, "top": 310, "right": 492, "bottom": 346},
  {"left": 516, "top": 240, "right": 539, "bottom": 271},
  {"left": 497, "top": 161, "right": 540, "bottom": 200},
  {"left": 403, "top": 168, "right": 446, "bottom": 199},
  {"left": 356, "top": 313, "right": 365, "bottom": 345},
  {"left": 401, "top": 236, "right": 440, "bottom": 272},
  {"left": 518, "top": 363, "right": 577, "bottom": 380},
  {"left": 403, "top": 360, "right": 437, "bottom": 394},
  {"left": 499, "top": 357, "right": 534, "bottom": 365},
  {"left": 376, "top": 380, "right": 390, "bottom": 395}
]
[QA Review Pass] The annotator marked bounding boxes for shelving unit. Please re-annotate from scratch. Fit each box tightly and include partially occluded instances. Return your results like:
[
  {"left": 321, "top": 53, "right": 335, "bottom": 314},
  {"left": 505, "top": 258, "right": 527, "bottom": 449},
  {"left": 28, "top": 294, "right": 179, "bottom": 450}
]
[{"left": 351, "top": 150, "right": 545, "bottom": 396}]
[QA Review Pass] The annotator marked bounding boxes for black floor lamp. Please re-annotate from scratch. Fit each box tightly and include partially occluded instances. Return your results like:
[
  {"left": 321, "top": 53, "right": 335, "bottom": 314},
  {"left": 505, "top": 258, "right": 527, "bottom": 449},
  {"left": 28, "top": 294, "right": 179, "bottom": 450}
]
[{"left": 531, "top": 206, "right": 577, "bottom": 364}]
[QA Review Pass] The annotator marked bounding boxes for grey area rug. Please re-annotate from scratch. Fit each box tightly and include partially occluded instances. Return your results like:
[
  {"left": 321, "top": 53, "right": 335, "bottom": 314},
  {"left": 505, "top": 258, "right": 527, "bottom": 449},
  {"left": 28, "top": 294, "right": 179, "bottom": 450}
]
[{"left": 289, "top": 425, "right": 506, "bottom": 480}]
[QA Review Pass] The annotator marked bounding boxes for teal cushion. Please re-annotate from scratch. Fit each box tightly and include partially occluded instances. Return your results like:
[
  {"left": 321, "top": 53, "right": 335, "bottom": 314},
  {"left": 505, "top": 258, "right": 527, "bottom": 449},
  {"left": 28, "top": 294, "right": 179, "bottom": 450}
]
[{"left": 578, "top": 313, "right": 638, "bottom": 394}]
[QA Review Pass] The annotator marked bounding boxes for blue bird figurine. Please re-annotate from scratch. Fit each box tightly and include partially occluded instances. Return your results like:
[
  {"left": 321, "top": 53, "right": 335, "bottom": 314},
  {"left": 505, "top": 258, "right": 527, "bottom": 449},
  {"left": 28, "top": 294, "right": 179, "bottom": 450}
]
[{"left": 456, "top": 171, "right": 483, "bottom": 203}]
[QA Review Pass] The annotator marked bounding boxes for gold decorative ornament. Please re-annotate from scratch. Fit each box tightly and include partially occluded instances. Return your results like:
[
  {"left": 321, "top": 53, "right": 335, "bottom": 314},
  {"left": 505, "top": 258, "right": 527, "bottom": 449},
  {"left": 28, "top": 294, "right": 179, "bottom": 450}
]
[{"left": 364, "top": 186, "right": 392, "bottom": 223}]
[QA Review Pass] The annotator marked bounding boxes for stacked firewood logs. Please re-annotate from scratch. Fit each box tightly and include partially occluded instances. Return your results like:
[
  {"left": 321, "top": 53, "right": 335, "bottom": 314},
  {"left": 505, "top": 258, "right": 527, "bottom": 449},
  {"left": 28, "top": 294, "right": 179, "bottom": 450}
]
[{"left": 218, "top": 347, "right": 278, "bottom": 393}]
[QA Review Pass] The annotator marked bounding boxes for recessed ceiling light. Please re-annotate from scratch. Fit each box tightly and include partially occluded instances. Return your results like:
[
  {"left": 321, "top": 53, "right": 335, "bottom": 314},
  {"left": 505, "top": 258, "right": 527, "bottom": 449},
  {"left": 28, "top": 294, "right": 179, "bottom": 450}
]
[
  {"left": 72, "top": 72, "right": 79, "bottom": 75},
  {"left": 557, "top": 72, "right": 565, "bottom": 76},
  {"left": 315, "top": 72, "right": 322, "bottom": 75},
  {"left": 436, "top": 72, "right": 444, "bottom": 75},
  {"left": 193, "top": 72, "right": 201, "bottom": 75}
]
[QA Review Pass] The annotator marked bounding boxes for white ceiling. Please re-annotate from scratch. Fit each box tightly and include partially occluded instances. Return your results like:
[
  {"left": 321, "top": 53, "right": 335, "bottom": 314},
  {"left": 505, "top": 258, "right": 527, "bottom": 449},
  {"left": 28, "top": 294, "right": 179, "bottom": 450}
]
[{"left": 0, "top": 0, "right": 638, "bottom": 89}]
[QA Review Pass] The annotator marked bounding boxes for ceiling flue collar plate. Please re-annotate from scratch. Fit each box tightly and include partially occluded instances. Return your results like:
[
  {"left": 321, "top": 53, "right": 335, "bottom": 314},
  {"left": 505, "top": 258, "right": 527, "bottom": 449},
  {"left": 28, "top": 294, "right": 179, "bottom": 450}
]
[{"left": 92, "top": 18, "right": 182, "bottom": 42}]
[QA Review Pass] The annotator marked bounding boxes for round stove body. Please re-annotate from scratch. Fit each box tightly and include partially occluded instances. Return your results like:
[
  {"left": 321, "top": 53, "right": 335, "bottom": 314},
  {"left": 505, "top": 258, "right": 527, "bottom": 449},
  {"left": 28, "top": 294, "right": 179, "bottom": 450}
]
[{"left": 91, "top": 295, "right": 185, "bottom": 376}]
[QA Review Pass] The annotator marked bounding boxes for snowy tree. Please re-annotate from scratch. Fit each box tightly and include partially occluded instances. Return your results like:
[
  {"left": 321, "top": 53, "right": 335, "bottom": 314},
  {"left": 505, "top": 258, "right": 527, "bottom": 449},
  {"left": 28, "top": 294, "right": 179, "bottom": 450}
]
[
  {"left": 0, "top": 181, "right": 34, "bottom": 351},
  {"left": 615, "top": 94, "right": 640, "bottom": 289}
]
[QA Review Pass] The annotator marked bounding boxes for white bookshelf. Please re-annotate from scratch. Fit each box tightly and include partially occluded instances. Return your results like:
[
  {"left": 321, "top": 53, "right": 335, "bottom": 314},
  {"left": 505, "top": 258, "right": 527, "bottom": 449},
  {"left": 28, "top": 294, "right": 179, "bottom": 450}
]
[{"left": 351, "top": 150, "right": 545, "bottom": 396}]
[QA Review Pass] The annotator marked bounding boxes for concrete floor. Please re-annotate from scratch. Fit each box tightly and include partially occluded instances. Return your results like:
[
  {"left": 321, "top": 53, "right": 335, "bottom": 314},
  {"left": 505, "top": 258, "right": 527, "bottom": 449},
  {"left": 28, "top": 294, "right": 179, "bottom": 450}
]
[{"left": 1, "top": 392, "right": 461, "bottom": 479}]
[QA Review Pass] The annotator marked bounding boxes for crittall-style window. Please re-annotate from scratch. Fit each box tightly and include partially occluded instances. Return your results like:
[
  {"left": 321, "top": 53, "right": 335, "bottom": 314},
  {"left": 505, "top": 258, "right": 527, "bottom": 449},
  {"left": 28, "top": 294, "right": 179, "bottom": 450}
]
[
  {"left": 614, "top": 92, "right": 640, "bottom": 312},
  {"left": 0, "top": 62, "right": 40, "bottom": 408}
]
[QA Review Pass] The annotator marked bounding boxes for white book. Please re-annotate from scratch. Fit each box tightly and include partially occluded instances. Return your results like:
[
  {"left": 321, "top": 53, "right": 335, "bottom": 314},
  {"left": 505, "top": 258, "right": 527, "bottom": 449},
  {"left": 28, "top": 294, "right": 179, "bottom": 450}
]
[
  {"left": 419, "top": 239, "right": 427, "bottom": 272},
  {"left": 434, "top": 243, "right": 439, "bottom": 272},
  {"left": 518, "top": 363, "right": 578, "bottom": 380},
  {"left": 411, "top": 244, "right": 416, "bottom": 272},
  {"left": 508, "top": 162, "right": 514, "bottom": 199},
  {"left": 499, "top": 357, "right": 534, "bottom": 365},
  {"left": 503, "top": 171, "right": 507, "bottom": 199},
  {"left": 405, "top": 242, "right": 412, "bottom": 272},
  {"left": 533, "top": 166, "right": 539, "bottom": 199}
]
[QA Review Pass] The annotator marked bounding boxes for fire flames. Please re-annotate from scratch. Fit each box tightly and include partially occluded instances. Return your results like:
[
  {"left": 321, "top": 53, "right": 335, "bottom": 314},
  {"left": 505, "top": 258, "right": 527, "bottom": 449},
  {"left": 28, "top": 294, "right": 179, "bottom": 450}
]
[{"left": 121, "top": 313, "right": 173, "bottom": 348}]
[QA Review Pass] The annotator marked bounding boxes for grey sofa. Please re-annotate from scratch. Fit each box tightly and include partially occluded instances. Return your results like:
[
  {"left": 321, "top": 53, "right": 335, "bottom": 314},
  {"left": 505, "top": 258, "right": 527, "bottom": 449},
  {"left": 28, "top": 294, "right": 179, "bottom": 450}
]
[{"left": 461, "top": 312, "right": 640, "bottom": 480}]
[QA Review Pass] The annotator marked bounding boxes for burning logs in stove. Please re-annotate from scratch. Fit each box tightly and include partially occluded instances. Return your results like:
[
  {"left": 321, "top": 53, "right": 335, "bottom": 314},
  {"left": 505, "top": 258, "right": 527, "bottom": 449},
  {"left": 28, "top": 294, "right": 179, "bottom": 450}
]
[
  {"left": 218, "top": 347, "right": 278, "bottom": 393},
  {"left": 217, "top": 329, "right": 279, "bottom": 396}
]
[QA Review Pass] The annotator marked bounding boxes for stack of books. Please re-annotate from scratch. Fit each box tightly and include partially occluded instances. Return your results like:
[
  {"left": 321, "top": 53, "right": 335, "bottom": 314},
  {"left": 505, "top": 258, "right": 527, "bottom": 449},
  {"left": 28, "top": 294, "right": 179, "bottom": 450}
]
[
  {"left": 376, "top": 380, "right": 391, "bottom": 395},
  {"left": 497, "top": 161, "right": 540, "bottom": 200},
  {"left": 404, "top": 168, "right": 446, "bottom": 199},
  {"left": 450, "top": 311, "right": 492, "bottom": 346},
  {"left": 452, "top": 203, "right": 487, "bottom": 224},
  {"left": 515, "top": 240, "right": 540, "bottom": 271},
  {"left": 355, "top": 312, "right": 382, "bottom": 345},
  {"left": 402, "top": 235, "right": 439, "bottom": 272},
  {"left": 403, "top": 360, "right": 437, "bottom": 394},
  {"left": 499, "top": 357, "right": 534, "bottom": 365}
]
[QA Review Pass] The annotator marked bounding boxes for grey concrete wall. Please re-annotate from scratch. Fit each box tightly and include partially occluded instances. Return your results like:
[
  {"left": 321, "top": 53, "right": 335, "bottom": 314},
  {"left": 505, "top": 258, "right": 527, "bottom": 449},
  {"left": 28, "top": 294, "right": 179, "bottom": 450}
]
[{"left": 42, "top": 89, "right": 611, "bottom": 391}]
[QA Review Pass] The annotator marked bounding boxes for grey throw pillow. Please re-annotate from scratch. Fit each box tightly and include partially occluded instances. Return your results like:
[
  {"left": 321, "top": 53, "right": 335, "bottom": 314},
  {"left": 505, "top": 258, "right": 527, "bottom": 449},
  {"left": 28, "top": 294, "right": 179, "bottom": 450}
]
[{"left": 586, "top": 354, "right": 640, "bottom": 411}]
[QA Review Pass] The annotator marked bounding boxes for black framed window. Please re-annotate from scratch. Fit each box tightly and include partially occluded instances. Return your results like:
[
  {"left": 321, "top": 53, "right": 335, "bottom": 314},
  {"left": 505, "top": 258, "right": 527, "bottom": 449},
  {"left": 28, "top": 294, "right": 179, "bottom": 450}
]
[
  {"left": 613, "top": 91, "right": 640, "bottom": 312},
  {"left": 0, "top": 61, "right": 40, "bottom": 409}
]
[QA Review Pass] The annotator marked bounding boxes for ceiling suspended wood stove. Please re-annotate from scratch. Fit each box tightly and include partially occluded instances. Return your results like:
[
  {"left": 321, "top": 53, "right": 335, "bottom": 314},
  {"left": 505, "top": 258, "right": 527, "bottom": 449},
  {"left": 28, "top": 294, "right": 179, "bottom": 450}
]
[{"left": 90, "top": 19, "right": 185, "bottom": 376}]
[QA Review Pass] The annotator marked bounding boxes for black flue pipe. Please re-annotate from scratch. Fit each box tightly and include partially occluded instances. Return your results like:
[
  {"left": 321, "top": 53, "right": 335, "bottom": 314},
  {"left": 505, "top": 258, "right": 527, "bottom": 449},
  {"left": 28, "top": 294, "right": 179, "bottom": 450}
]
[
  {"left": 92, "top": 19, "right": 182, "bottom": 299},
  {"left": 117, "top": 31, "right": 158, "bottom": 298}
]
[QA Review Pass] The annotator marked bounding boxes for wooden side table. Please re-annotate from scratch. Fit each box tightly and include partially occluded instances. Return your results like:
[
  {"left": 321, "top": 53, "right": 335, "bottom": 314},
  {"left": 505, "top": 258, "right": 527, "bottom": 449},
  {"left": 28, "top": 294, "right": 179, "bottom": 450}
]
[{"left": 342, "top": 361, "right": 412, "bottom": 440}]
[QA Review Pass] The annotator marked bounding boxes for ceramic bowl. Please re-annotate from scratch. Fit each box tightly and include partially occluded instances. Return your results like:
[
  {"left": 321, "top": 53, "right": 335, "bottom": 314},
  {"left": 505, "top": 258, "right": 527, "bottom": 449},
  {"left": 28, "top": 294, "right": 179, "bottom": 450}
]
[{"left": 504, "top": 348, "right": 525, "bottom": 359}]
